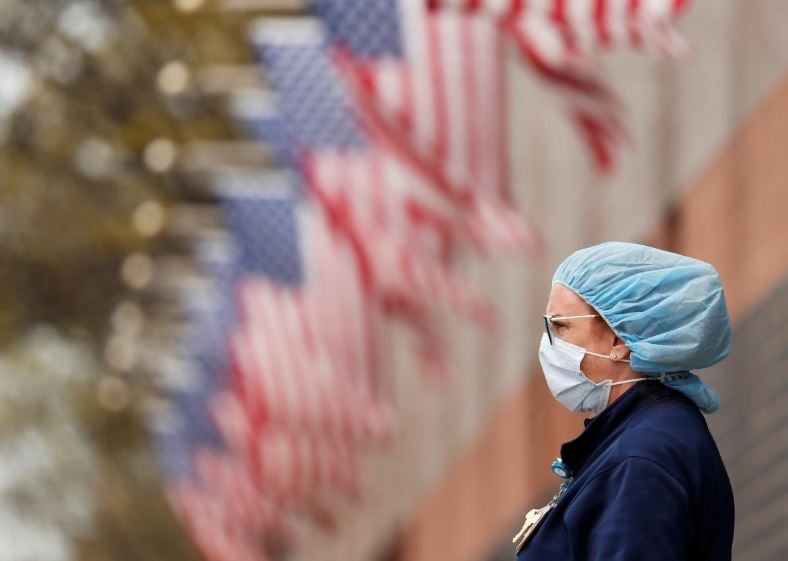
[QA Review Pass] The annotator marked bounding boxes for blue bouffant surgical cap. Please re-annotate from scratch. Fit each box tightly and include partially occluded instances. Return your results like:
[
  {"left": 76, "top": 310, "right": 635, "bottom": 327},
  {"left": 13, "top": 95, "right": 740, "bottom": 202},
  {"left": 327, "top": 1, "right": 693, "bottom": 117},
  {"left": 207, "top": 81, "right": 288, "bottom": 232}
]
[{"left": 553, "top": 241, "right": 731, "bottom": 414}]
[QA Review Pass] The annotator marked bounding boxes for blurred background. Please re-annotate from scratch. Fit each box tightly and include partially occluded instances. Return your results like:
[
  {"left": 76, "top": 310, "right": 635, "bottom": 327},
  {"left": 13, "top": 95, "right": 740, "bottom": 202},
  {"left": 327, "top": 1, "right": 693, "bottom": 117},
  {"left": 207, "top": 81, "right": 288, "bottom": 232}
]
[{"left": 0, "top": 1, "right": 785, "bottom": 561}]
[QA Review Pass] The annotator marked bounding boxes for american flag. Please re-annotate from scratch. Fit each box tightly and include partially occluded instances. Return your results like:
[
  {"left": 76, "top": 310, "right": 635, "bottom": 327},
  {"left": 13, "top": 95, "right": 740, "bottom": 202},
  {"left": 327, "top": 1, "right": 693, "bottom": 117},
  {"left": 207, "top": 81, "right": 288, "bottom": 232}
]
[
  {"left": 429, "top": 0, "right": 692, "bottom": 170},
  {"left": 430, "top": 0, "right": 690, "bottom": 55},
  {"left": 312, "top": 0, "right": 543, "bottom": 254},
  {"left": 249, "top": 19, "right": 501, "bottom": 378},
  {"left": 152, "top": 170, "right": 398, "bottom": 561},
  {"left": 150, "top": 236, "right": 292, "bottom": 561},
  {"left": 216, "top": 172, "right": 396, "bottom": 502}
]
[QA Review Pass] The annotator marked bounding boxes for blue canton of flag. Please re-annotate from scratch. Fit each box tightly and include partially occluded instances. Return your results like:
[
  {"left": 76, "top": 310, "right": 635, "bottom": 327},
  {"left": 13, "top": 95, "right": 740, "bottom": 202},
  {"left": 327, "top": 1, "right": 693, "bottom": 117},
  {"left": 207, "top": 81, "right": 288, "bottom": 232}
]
[
  {"left": 151, "top": 235, "right": 238, "bottom": 481},
  {"left": 311, "top": 0, "right": 404, "bottom": 59},
  {"left": 216, "top": 169, "right": 304, "bottom": 287},
  {"left": 250, "top": 19, "right": 366, "bottom": 153}
]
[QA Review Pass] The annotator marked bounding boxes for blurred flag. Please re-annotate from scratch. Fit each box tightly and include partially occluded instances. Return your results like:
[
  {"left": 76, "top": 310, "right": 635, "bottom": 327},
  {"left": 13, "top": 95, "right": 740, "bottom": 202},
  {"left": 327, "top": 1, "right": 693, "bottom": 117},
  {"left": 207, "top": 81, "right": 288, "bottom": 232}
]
[
  {"left": 429, "top": 0, "right": 692, "bottom": 170},
  {"left": 431, "top": 0, "right": 690, "bottom": 55},
  {"left": 152, "top": 171, "right": 399, "bottom": 561},
  {"left": 249, "top": 19, "right": 500, "bottom": 378},
  {"left": 215, "top": 170, "right": 396, "bottom": 501},
  {"left": 312, "top": 0, "right": 543, "bottom": 254},
  {"left": 150, "top": 237, "right": 291, "bottom": 561}
]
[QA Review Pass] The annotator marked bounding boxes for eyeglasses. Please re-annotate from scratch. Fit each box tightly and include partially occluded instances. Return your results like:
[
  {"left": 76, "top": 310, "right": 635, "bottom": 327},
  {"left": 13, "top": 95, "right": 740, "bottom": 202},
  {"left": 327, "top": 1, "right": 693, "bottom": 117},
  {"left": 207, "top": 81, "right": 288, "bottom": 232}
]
[{"left": 543, "top": 314, "right": 599, "bottom": 345}]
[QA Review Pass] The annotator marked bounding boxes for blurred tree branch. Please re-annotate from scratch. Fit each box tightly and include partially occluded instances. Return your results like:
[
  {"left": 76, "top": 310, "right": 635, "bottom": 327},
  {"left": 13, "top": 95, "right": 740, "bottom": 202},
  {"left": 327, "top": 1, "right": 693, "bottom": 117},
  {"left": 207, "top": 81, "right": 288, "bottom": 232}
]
[{"left": 0, "top": 1, "right": 264, "bottom": 559}]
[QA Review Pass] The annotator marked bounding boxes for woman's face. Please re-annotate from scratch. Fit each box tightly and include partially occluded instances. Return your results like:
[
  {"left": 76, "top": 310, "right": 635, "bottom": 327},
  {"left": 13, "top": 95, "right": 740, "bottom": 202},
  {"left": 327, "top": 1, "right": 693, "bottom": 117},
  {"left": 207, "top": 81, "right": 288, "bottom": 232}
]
[{"left": 545, "top": 283, "right": 627, "bottom": 384}]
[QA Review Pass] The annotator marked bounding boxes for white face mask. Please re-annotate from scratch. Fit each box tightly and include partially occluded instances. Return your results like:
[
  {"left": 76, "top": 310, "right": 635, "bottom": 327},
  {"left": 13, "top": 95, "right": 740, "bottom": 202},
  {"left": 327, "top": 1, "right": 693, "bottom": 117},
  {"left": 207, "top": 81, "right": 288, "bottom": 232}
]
[{"left": 538, "top": 333, "right": 648, "bottom": 414}]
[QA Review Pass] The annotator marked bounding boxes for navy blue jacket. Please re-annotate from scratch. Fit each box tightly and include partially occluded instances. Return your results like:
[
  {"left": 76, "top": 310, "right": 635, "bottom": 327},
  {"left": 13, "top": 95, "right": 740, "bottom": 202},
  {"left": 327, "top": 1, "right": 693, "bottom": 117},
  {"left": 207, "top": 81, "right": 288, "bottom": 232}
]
[{"left": 516, "top": 382, "right": 734, "bottom": 561}]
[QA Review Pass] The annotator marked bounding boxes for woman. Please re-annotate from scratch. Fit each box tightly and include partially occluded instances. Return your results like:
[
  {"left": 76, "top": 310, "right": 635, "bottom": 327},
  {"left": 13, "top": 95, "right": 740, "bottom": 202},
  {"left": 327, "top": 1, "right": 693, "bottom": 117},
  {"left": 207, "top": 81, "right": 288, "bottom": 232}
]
[{"left": 514, "top": 242, "right": 734, "bottom": 561}]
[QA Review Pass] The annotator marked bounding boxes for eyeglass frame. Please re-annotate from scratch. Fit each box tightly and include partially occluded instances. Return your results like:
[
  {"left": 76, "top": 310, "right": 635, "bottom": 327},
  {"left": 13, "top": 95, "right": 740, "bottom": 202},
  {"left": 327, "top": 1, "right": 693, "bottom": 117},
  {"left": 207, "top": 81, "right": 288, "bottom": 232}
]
[{"left": 543, "top": 314, "right": 599, "bottom": 346}]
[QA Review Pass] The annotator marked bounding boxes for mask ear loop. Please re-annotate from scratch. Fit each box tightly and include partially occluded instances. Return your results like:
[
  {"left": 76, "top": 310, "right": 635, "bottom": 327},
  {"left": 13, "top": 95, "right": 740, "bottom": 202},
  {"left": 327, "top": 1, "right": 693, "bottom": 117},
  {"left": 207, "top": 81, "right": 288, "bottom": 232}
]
[
  {"left": 584, "top": 349, "right": 631, "bottom": 363},
  {"left": 609, "top": 376, "right": 649, "bottom": 386}
]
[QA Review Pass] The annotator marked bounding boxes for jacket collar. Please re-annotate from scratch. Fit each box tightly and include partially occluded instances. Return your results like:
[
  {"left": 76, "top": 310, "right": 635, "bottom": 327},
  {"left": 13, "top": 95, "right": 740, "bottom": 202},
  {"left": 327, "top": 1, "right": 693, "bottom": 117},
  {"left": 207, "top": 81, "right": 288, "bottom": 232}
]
[{"left": 560, "top": 383, "right": 646, "bottom": 477}]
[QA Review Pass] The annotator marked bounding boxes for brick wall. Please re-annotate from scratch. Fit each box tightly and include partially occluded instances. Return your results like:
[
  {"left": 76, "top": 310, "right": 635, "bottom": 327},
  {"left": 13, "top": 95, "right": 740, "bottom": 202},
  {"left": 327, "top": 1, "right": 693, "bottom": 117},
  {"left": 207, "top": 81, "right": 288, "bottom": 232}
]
[
  {"left": 708, "top": 278, "right": 788, "bottom": 561},
  {"left": 648, "top": 74, "right": 788, "bottom": 561}
]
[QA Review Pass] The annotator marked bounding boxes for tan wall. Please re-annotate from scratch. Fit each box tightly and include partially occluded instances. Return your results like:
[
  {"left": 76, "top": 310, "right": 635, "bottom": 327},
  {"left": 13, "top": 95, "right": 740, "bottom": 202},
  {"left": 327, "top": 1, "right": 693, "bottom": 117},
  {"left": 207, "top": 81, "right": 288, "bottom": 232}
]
[
  {"left": 395, "top": 74, "right": 788, "bottom": 561},
  {"left": 649, "top": 74, "right": 788, "bottom": 323}
]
